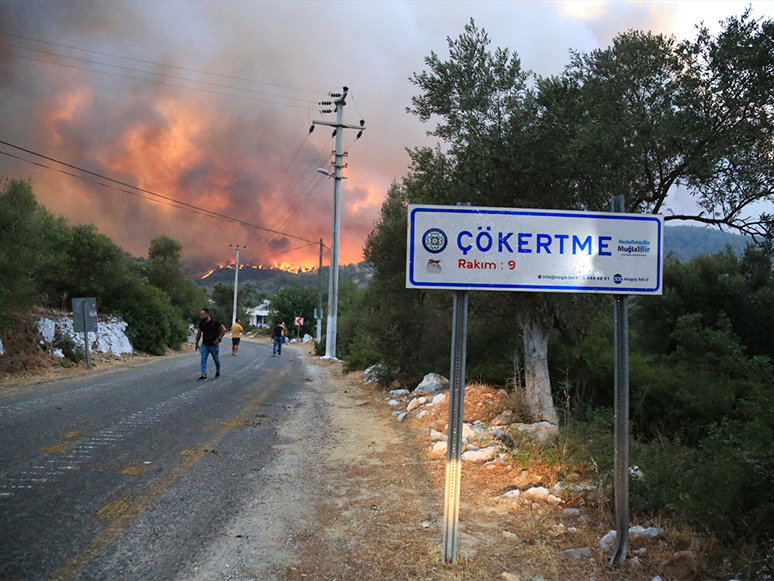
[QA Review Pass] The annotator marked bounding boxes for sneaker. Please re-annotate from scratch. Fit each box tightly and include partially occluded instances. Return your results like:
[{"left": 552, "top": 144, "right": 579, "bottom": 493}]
[
  {"left": 197, "top": 375, "right": 207, "bottom": 381},
  {"left": 215, "top": 371, "right": 220, "bottom": 378}
]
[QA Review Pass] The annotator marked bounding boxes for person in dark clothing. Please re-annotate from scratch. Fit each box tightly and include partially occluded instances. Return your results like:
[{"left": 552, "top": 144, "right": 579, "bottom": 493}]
[
  {"left": 272, "top": 321, "right": 284, "bottom": 356},
  {"left": 195, "top": 309, "right": 227, "bottom": 380}
]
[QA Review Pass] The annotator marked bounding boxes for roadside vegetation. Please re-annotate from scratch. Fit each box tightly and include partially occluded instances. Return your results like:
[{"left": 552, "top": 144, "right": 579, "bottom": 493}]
[
  {"left": 0, "top": 178, "right": 207, "bottom": 359},
  {"left": 318, "top": 12, "right": 774, "bottom": 571}
]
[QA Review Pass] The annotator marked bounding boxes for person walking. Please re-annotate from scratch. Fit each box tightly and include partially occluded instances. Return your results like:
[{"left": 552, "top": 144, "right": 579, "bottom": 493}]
[
  {"left": 195, "top": 309, "right": 226, "bottom": 380},
  {"left": 272, "top": 321, "right": 284, "bottom": 356},
  {"left": 231, "top": 318, "right": 243, "bottom": 356}
]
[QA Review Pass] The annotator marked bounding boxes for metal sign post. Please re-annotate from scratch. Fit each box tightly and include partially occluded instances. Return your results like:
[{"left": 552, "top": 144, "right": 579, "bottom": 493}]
[
  {"left": 442, "top": 290, "right": 468, "bottom": 563},
  {"left": 611, "top": 195, "right": 630, "bottom": 566},
  {"left": 72, "top": 298, "right": 98, "bottom": 370},
  {"left": 295, "top": 316, "right": 304, "bottom": 340}
]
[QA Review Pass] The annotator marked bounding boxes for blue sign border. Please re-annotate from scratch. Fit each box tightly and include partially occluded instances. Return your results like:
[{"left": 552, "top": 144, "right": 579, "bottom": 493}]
[{"left": 408, "top": 206, "right": 663, "bottom": 294}]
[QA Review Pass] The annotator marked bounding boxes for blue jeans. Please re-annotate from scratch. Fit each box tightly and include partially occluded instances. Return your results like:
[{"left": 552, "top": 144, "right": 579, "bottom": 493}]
[
  {"left": 201, "top": 344, "right": 220, "bottom": 375},
  {"left": 273, "top": 336, "right": 282, "bottom": 355}
]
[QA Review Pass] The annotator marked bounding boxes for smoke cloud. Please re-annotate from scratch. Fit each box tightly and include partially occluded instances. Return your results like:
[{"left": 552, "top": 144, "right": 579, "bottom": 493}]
[{"left": 0, "top": 1, "right": 762, "bottom": 275}]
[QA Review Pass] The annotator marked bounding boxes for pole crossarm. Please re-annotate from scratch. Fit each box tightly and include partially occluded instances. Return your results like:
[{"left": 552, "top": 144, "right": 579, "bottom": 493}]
[{"left": 311, "top": 120, "right": 367, "bottom": 131}]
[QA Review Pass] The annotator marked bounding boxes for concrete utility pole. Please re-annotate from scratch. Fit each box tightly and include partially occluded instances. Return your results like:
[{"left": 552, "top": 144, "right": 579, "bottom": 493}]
[
  {"left": 230, "top": 244, "right": 244, "bottom": 326},
  {"left": 317, "top": 238, "right": 324, "bottom": 343},
  {"left": 312, "top": 86, "right": 365, "bottom": 359}
]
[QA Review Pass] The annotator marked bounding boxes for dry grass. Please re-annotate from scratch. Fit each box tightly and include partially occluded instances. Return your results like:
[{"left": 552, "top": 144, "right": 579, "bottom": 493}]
[{"left": 289, "top": 367, "right": 718, "bottom": 581}]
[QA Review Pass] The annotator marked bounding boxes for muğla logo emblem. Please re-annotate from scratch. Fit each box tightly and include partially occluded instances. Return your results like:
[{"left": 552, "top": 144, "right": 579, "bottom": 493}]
[
  {"left": 422, "top": 228, "right": 447, "bottom": 254},
  {"left": 426, "top": 258, "right": 441, "bottom": 273}
]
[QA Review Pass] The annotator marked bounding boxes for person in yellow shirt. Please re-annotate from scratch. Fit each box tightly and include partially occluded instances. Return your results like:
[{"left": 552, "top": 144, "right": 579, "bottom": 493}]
[{"left": 231, "top": 318, "right": 243, "bottom": 356}]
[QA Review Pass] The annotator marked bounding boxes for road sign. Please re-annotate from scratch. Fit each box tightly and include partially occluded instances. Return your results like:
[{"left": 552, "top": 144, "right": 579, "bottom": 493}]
[
  {"left": 72, "top": 298, "right": 98, "bottom": 333},
  {"left": 295, "top": 317, "right": 304, "bottom": 326},
  {"left": 407, "top": 204, "right": 663, "bottom": 295},
  {"left": 72, "top": 297, "right": 97, "bottom": 370}
]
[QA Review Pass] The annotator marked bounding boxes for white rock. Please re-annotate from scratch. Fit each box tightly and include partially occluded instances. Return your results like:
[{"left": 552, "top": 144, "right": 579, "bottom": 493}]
[
  {"left": 429, "top": 429, "right": 447, "bottom": 441},
  {"left": 417, "top": 372, "right": 449, "bottom": 393},
  {"left": 559, "top": 547, "right": 593, "bottom": 559},
  {"left": 36, "top": 316, "right": 133, "bottom": 356},
  {"left": 389, "top": 388, "right": 409, "bottom": 396},
  {"left": 52, "top": 348, "right": 65, "bottom": 358},
  {"left": 521, "top": 487, "right": 551, "bottom": 502},
  {"left": 302, "top": 333, "right": 313, "bottom": 343},
  {"left": 461, "top": 445, "right": 500, "bottom": 463},
  {"left": 514, "top": 421, "right": 559, "bottom": 443},
  {"left": 0, "top": 337, "right": 3, "bottom": 355},
  {"left": 364, "top": 363, "right": 386, "bottom": 383},
  {"left": 416, "top": 410, "right": 429, "bottom": 419},
  {"left": 397, "top": 412, "right": 408, "bottom": 422},
  {"left": 431, "top": 393, "right": 447, "bottom": 405},
  {"left": 562, "top": 508, "right": 587, "bottom": 517},
  {"left": 490, "top": 410, "right": 517, "bottom": 426},
  {"left": 500, "top": 489, "right": 521, "bottom": 499},
  {"left": 500, "top": 572, "right": 521, "bottom": 581},
  {"left": 599, "top": 526, "right": 664, "bottom": 552},
  {"left": 430, "top": 441, "right": 447, "bottom": 456},
  {"left": 462, "top": 423, "right": 477, "bottom": 441},
  {"left": 502, "top": 530, "right": 519, "bottom": 540},
  {"left": 387, "top": 399, "right": 400, "bottom": 406},
  {"left": 407, "top": 399, "right": 422, "bottom": 412}
]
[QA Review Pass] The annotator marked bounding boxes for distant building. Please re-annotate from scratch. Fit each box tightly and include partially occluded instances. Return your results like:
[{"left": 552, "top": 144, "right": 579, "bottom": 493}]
[{"left": 246, "top": 300, "right": 271, "bottom": 328}]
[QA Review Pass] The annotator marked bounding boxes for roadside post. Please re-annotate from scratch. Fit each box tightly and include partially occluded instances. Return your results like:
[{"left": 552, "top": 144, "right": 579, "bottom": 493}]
[
  {"left": 610, "top": 195, "right": 630, "bottom": 566},
  {"left": 406, "top": 204, "right": 663, "bottom": 565},
  {"left": 72, "top": 297, "right": 98, "bottom": 370}
]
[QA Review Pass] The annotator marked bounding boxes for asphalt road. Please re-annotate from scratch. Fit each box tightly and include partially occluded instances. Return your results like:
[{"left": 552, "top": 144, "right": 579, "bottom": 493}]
[{"left": 0, "top": 340, "right": 305, "bottom": 581}]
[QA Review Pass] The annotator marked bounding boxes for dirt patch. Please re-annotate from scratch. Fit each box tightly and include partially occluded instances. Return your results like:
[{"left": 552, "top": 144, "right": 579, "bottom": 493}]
[{"left": 276, "top": 350, "right": 706, "bottom": 581}]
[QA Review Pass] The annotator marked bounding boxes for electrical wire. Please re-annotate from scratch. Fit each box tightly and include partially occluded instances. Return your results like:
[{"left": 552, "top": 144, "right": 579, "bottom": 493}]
[
  {"left": 0, "top": 41, "right": 314, "bottom": 104},
  {"left": 0, "top": 31, "right": 322, "bottom": 96},
  {"left": 0, "top": 140, "right": 322, "bottom": 245},
  {"left": 0, "top": 50, "right": 315, "bottom": 110},
  {"left": 261, "top": 137, "right": 333, "bottom": 229}
]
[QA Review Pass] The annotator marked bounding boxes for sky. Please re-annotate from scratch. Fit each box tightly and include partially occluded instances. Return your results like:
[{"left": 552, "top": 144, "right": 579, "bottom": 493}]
[{"left": 0, "top": 1, "right": 771, "bottom": 276}]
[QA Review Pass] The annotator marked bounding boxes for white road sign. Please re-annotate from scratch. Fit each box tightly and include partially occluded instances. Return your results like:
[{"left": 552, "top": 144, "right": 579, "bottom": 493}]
[{"left": 406, "top": 204, "right": 663, "bottom": 295}]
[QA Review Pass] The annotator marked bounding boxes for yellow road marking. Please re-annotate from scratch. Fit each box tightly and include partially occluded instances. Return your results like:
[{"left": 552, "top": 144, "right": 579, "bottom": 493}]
[{"left": 50, "top": 373, "right": 284, "bottom": 581}]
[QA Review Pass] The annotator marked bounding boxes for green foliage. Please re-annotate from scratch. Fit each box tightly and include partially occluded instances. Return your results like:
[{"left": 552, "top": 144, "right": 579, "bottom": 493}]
[
  {"left": 0, "top": 179, "right": 196, "bottom": 354},
  {"left": 117, "top": 282, "right": 187, "bottom": 355},
  {"left": 54, "top": 333, "right": 84, "bottom": 364},
  {"left": 145, "top": 235, "right": 207, "bottom": 323},
  {"left": 0, "top": 179, "right": 51, "bottom": 321},
  {"left": 268, "top": 285, "right": 317, "bottom": 338}
]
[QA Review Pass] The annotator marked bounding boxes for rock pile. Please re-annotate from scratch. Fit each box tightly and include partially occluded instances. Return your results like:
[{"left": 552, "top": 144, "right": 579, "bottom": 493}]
[{"left": 36, "top": 314, "right": 133, "bottom": 357}]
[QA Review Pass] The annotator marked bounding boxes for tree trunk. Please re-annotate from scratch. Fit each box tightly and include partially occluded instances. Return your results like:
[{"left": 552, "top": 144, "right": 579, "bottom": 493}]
[{"left": 522, "top": 303, "right": 558, "bottom": 425}]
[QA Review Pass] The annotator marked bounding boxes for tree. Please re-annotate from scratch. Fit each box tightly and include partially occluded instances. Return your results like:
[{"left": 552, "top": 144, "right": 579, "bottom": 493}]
[
  {"left": 405, "top": 20, "right": 573, "bottom": 422},
  {"left": 146, "top": 235, "right": 207, "bottom": 322},
  {"left": 561, "top": 11, "right": 774, "bottom": 237},
  {"left": 0, "top": 179, "right": 44, "bottom": 319},
  {"left": 269, "top": 285, "right": 317, "bottom": 338}
]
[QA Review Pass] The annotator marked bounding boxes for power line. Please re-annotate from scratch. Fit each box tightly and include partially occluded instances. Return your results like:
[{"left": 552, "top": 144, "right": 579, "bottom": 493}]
[
  {"left": 0, "top": 31, "right": 322, "bottom": 96},
  {"left": 0, "top": 50, "right": 316, "bottom": 111},
  {"left": 0, "top": 41, "right": 315, "bottom": 105},
  {"left": 0, "top": 140, "right": 323, "bottom": 246},
  {"left": 262, "top": 138, "right": 333, "bottom": 230}
]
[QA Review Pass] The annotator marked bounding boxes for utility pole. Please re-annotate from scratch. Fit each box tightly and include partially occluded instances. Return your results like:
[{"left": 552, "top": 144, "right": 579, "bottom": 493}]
[
  {"left": 312, "top": 86, "right": 365, "bottom": 359},
  {"left": 317, "top": 238, "right": 324, "bottom": 343},
  {"left": 230, "top": 244, "right": 244, "bottom": 326}
]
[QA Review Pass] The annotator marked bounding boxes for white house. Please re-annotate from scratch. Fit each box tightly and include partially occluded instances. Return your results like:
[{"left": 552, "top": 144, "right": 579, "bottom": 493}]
[{"left": 246, "top": 300, "right": 271, "bottom": 328}]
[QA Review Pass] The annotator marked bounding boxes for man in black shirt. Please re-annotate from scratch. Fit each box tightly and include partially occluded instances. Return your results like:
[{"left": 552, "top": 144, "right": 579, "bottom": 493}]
[
  {"left": 195, "top": 309, "right": 227, "bottom": 380},
  {"left": 272, "top": 321, "right": 284, "bottom": 356}
]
